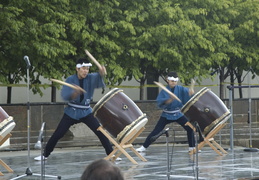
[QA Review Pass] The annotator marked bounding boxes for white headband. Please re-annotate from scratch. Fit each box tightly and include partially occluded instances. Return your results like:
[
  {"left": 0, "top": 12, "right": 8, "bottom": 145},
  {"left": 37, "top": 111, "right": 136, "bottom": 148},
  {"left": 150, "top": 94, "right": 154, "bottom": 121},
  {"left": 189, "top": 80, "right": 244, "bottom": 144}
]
[
  {"left": 76, "top": 63, "right": 92, "bottom": 68},
  {"left": 167, "top": 76, "right": 179, "bottom": 81}
]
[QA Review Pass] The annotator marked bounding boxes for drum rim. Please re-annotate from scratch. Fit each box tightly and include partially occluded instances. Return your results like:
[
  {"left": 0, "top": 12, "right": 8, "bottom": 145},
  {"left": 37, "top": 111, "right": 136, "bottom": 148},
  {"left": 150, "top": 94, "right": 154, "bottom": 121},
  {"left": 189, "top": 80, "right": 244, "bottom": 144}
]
[
  {"left": 0, "top": 122, "right": 16, "bottom": 137},
  {"left": 181, "top": 87, "right": 209, "bottom": 113},
  {"left": 0, "top": 117, "right": 15, "bottom": 132},
  {"left": 92, "top": 88, "right": 123, "bottom": 117},
  {"left": 204, "top": 112, "right": 231, "bottom": 136},
  {"left": 117, "top": 114, "right": 148, "bottom": 142}
]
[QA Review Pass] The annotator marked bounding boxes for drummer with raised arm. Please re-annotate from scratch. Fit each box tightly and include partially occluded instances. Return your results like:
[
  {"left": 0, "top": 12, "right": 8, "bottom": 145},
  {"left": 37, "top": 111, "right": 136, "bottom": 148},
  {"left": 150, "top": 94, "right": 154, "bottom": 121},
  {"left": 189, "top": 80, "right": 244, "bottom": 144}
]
[
  {"left": 34, "top": 57, "right": 118, "bottom": 161},
  {"left": 136, "top": 71, "right": 198, "bottom": 153}
]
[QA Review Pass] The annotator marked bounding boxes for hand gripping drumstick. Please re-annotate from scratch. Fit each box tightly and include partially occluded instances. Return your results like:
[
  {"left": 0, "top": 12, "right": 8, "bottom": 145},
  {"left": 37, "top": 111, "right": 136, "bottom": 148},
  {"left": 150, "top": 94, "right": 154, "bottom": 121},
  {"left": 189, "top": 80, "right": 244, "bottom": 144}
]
[
  {"left": 154, "top": 81, "right": 182, "bottom": 102},
  {"left": 85, "top": 50, "right": 107, "bottom": 75},
  {"left": 50, "top": 78, "right": 86, "bottom": 93}
]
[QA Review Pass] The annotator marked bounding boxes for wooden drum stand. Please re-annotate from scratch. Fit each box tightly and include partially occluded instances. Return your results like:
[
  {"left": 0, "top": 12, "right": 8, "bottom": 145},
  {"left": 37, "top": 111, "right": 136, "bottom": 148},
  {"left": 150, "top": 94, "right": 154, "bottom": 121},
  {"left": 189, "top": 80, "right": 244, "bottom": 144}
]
[
  {"left": 98, "top": 126, "right": 147, "bottom": 165},
  {"left": 0, "top": 133, "right": 14, "bottom": 175},
  {"left": 186, "top": 122, "right": 228, "bottom": 156}
]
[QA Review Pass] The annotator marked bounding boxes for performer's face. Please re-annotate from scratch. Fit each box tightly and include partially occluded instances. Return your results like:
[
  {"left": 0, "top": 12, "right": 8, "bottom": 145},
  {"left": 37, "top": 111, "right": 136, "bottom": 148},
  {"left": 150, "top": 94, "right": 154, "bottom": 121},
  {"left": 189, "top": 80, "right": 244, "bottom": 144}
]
[
  {"left": 76, "top": 66, "right": 90, "bottom": 79},
  {"left": 167, "top": 80, "right": 178, "bottom": 88}
]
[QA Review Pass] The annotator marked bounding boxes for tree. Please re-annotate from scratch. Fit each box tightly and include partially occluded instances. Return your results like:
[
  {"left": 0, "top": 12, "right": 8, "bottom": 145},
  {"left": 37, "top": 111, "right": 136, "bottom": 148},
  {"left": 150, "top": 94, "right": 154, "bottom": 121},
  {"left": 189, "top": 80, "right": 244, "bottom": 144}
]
[
  {"left": 1, "top": 0, "right": 259, "bottom": 103},
  {"left": 0, "top": 0, "right": 77, "bottom": 103},
  {"left": 179, "top": 0, "right": 259, "bottom": 99},
  {"left": 231, "top": 0, "right": 259, "bottom": 98},
  {"left": 106, "top": 0, "right": 217, "bottom": 99}
]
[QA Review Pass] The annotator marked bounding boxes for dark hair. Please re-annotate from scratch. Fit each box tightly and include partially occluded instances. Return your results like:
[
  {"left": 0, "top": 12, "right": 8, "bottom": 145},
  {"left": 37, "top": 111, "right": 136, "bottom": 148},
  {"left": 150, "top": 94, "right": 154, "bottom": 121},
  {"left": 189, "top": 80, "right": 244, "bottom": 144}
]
[
  {"left": 168, "top": 71, "right": 178, "bottom": 78},
  {"left": 81, "top": 159, "right": 124, "bottom": 180},
  {"left": 76, "top": 58, "right": 90, "bottom": 65}
]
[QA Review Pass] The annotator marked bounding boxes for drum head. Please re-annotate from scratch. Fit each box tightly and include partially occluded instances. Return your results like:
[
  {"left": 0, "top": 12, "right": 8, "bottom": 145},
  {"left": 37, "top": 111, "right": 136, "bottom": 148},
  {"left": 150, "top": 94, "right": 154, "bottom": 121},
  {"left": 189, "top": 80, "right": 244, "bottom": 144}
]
[
  {"left": 0, "top": 117, "right": 16, "bottom": 138},
  {"left": 205, "top": 113, "right": 231, "bottom": 136},
  {"left": 117, "top": 114, "right": 148, "bottom": 142}
]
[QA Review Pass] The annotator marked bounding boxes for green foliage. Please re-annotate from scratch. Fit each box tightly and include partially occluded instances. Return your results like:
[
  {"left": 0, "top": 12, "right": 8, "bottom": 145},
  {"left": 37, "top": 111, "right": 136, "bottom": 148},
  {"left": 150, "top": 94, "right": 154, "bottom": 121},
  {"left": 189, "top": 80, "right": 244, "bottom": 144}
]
[{"left": 1, "top": 0, "right": 259, "bottom": 102}]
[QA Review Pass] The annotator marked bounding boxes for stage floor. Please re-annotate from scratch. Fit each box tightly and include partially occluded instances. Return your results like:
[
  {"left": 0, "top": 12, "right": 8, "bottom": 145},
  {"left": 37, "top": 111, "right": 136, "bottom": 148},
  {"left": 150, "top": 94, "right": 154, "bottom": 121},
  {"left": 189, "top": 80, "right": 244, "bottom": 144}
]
[{"left": 1, "top": 144, "right": 259, "bottom": 180}]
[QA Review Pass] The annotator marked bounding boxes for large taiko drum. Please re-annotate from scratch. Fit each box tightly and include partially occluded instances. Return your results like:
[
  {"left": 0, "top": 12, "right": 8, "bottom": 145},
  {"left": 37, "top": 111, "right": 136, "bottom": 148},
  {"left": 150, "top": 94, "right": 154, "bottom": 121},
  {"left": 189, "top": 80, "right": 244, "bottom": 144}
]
[
  {"left": 93, "top": 88, "right": 148, "bottom": 142},
  {"left": 0, "top": 107, "right": 16, "bottom": 138},
  {"left": 181, "top": 87, "right": 230, "bottom": 136}
]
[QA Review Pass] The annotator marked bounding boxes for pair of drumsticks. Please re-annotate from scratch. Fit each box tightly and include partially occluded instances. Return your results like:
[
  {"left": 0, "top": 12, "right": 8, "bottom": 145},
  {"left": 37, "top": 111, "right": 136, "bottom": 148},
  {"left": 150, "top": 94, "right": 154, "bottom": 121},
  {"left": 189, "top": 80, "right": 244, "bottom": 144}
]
[
  {"left": 51, "top": 50, "right": 195, "bottom": 99},
  {"left": 154, "top": 79, "right": 195, "bottom": 102}
]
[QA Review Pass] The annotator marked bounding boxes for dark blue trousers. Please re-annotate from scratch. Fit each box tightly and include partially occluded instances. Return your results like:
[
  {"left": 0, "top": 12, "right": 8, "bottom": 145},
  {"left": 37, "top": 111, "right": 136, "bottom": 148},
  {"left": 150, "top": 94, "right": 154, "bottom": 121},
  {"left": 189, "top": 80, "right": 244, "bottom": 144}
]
[
  {"left": 44, "top": 113, "right": 113, "bottom": 157},
  {"left": 143, "top": 116, "right": 195, "bottom": 148}
]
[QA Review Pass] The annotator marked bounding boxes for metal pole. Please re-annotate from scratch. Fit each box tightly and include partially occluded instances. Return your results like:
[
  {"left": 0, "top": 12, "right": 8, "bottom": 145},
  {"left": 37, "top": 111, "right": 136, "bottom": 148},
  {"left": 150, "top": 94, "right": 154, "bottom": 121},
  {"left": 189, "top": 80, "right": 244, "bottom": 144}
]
[
  {"left": 195, "top": 127, "right": 199, "bottom": 180},
  {"left": 166, "top": 131, "right": 170, "bottom": 180},
  {"left": 217, "top": 69, "right": 222, "bottom": 146},
  {"left": 244, "top": 68, "right": 258, "bottom": 152},
  {"left": 228, "top": 86, "right": 234, "bottom": 151},
  {"left": 26, "top": 65, "right": 32, "bottom": 174},
  {"left": 248, "top": 72, "right": 252, "bottom": 148}
]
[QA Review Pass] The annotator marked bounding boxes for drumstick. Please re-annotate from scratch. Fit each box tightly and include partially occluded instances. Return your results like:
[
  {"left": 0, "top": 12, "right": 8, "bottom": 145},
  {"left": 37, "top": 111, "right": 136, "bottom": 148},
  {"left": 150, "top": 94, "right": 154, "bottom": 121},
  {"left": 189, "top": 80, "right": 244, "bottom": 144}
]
[
  {"left": 50, "top": 78, "right": 86, "bottom": 93},
  {"left": 153, "top": 81, "right": 181, "bottom": 102},
  {"left": 85, "top": 49, "right": 107, "bottom": 75},
  {"left": 190, "top": 79, "right": 195, "bottom": 90}
]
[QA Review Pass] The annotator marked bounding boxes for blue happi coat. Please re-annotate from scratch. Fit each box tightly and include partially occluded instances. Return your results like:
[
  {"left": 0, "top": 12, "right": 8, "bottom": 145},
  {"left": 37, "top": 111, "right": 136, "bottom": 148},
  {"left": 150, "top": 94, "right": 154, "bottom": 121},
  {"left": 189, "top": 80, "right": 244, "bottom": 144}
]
[
  {"left": 61, "top": 72, "right": 105, "bottom": 120},
  {"left": 156, "top": 85, "right": 191, "bottom": 120}
]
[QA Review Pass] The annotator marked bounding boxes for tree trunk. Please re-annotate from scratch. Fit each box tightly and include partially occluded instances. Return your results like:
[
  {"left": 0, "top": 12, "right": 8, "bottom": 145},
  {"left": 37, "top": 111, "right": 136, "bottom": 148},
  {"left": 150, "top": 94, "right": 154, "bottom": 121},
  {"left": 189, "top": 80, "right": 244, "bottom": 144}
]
[
  {"left": 7, "top": 86, "right": 12, "bottom": 104},
  {"left": 146, "top": 72, "right": 159, "bottom": 100},
  {"left": 219, "top": 68, "right": 225, "bottom": 99},
  {"left": 51, "top": 83, "right": 56, "bottom": 102},
  {"left": 230, "top": 69, "right": 235, "bottom": 99},
  {"left": 139, "top": 77, "right": 145, "bottom": 100},
  {"left": 237, "top": 76, "right": 243, "bottom": 98}
]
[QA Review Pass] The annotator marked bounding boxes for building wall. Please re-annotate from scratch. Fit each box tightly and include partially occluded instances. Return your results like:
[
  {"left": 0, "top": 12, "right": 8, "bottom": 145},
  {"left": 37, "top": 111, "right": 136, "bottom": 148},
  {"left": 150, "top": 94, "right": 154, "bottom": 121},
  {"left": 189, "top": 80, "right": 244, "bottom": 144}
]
[{"left": 1, "top": 70, "right": 259, "bottom": 104}]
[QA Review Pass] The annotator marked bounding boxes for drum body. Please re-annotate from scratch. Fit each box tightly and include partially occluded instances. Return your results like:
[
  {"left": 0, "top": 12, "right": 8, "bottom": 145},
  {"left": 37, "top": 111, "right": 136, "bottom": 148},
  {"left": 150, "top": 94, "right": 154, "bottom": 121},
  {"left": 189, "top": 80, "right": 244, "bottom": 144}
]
[
  {"left": 181, "top": 87, "right": 230, "bottom": 135},
  {"left": 0, "top": 107, "right": 16, "bottom": 138},
  {"left": 93, "top": 88, "right": 148, "bottom": 142}
]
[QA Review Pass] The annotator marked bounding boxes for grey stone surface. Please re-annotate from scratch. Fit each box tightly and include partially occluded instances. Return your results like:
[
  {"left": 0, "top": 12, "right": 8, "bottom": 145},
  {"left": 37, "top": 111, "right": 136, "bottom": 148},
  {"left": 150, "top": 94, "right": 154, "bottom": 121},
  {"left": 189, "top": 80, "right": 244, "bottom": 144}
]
[{"left": 0, "top": 144, "right": 259, "bottom": 180}]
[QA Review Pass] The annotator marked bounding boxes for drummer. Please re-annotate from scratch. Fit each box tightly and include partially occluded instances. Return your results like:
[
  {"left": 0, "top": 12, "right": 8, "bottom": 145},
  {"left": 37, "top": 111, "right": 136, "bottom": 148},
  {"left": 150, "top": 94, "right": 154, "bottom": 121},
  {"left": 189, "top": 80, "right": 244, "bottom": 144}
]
[
  {"left": 136, "top": 71, "right": 197, "bottom": 153},
  {"left": 35, "top": 57, "right": 117, "bottom": 161}
]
